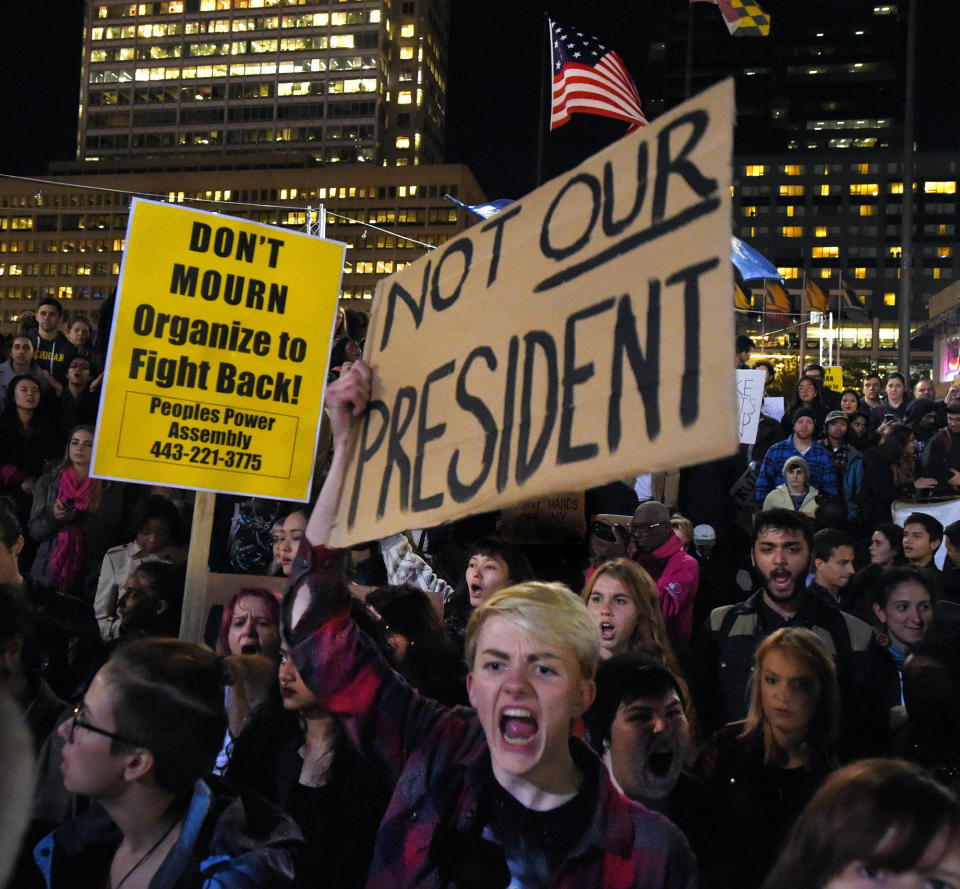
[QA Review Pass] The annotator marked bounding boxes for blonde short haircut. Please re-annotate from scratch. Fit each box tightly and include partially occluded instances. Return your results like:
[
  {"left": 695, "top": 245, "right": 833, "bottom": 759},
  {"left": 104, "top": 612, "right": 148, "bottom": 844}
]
[{"left": 464, "top": 581, "right": 600, "bottom": 679}]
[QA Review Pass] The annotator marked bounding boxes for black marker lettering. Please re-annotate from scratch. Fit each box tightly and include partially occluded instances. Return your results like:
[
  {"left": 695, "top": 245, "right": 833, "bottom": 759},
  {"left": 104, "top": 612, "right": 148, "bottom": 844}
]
[
  {"left": 558, "top": 297, "right": 615, "bottom": 464},
  {"left": 516, "top": 331, "right": 558, "bottom": 485},
  {"left": 449, "top": 346, "right": 498, "bottom": 503},
  {"left": 608, "top": 284, "right": 661, "bottom": 449},
  {"left": 412, "top": 360, "right": 455, "bottom": 512}
]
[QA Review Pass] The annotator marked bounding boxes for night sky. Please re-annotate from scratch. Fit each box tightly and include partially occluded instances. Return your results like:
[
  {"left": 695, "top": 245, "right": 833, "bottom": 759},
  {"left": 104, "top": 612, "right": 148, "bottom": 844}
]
[{"left": 3, "top": 2, "right": 960, "bottom": 201}]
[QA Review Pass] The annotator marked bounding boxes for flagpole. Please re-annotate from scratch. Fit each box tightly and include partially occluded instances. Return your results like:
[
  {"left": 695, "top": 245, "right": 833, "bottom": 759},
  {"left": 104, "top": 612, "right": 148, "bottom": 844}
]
[
  {"left": 761, "top": 279, "right": 767, "bottom": 355},
  {"left": 536, "top": 13, "right": 551, "bottom": 187},
  {"left": 799, "top": 273, "right": 808, "bottom": 374},
  {"left": 836, "top": 271, "right": 842, "bottom": 366}
]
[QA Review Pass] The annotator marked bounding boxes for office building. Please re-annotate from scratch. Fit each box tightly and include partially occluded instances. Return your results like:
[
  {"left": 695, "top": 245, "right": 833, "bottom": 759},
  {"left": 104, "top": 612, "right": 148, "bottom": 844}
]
[
  {"left": 731, "top": 151, "right": 960, "bottom": 373},
  {"left": 79, "top": 0, "right": 449, "bottom": 167}
]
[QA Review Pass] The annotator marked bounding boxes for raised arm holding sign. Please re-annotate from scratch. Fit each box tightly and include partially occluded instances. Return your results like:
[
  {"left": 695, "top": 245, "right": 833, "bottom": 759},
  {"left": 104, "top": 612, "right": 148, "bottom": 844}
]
[{"left": 329, "top": 79, "right": 740, "bottom": 547}]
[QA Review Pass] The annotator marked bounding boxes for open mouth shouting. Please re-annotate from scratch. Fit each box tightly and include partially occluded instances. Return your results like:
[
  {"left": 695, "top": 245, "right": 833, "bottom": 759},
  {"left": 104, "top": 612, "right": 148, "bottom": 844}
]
[
  {"left": 500, "top": 708, "right": 539, "bottom": 745},
  {"left": 645, "top": 747, "right": 676, "bottom": 779},
  {"left": 766, "top": 568, "right": 796, "bottom": 597}
]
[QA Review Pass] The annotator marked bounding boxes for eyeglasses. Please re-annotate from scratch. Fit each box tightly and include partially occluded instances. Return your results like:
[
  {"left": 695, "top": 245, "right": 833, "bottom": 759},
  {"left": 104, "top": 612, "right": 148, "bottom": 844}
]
[
  {"left": 68, "top": 704, "right": 142, "bottom": 748},
  {"left": 628, "top": 522, "right": 663, "bottom": 535}
]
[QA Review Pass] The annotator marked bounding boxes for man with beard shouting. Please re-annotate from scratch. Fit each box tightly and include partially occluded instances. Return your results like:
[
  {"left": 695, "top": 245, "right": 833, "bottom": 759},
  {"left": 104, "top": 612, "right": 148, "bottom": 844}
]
[{"left": 691, "top": 509, "right": 882, "bottom": 749}]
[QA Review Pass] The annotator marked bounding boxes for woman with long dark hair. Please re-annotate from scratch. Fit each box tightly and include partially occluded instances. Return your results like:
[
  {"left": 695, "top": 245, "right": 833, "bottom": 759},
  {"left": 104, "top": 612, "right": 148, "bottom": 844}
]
[
  {"left": 781, "top": 376, "right": 828, "bottom": 438},
  {"left": 862, "top": 425, "right": 936, "bottom": 528},
  {"left": 0, "top": 375, "right": 61, "bottom": 541},
  {"left": 28, "top": 425, "right": 126, "bottom": 598}
]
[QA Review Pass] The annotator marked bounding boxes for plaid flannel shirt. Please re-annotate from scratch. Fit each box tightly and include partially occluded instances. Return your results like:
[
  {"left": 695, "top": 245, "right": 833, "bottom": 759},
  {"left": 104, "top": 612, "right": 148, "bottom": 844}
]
[
  {"left": 285, "top": 540, "right": 698, "bottom": 889},
  {"left": 755, "top": 438, "right": 838, "bottom": 503}
]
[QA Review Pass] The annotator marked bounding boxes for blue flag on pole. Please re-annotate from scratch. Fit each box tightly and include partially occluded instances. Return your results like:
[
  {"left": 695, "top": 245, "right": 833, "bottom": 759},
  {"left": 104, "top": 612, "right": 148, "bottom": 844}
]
[
  {"left": 445, "top": 195, "right": 515, "bottom": 220},
  {"left": 731, "top": 236, "right": 782, "bottom": 282}
]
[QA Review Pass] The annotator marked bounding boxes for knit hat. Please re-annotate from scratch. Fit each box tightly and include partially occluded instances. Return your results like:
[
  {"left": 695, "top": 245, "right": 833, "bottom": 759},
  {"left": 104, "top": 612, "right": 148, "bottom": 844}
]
[
  {"left": 783, "top": 455, "right": 809, "bottom": 477},
  {"left": 792, "top": 407, "right": 815, "bottom": 425}
]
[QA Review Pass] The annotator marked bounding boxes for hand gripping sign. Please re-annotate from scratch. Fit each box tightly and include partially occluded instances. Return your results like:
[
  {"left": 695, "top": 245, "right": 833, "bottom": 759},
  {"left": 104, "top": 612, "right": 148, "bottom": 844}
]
[
  {"left": 93, "top": 200, "right": 344, "bottom": 501},
  {"left": 329, "top": 80, "right": 740, "bottom": 547}
]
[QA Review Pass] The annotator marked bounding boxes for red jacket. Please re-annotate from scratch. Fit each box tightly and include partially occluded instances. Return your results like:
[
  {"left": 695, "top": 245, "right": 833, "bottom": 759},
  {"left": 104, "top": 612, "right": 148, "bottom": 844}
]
[
  {"left": 286, "top": 541, "right": 698, "bottom": 889},
  {"left": 637, "top": 534, "right": 699, "bottom": 658}
]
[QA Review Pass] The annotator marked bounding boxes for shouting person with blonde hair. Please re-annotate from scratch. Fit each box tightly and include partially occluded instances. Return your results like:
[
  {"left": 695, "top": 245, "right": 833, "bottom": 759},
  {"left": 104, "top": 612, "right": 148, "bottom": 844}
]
[{"left": 281, "top": 359, "right": 697, "bottom": 889}]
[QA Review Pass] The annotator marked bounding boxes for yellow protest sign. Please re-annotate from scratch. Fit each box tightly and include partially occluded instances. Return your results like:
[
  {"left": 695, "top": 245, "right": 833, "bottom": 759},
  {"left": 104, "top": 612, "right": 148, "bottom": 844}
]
[
  {"left": 823, "top": 366, "right": 843, "bottom": 392},
  {"left": 93, "top": 200, "right": 344, "bottom": 500},
  {"left": 328, "top": 79, "right": 738, "bottom": 547}
]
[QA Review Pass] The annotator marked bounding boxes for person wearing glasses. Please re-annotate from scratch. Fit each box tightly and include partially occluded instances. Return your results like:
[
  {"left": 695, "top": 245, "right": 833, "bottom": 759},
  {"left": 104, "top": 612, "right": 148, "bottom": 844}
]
[
  {"left": 34, "top": 638, "right": 301, "bottom": 889},
  {"left": 624, "top": 501, "right": 699, "bottom": 666}
]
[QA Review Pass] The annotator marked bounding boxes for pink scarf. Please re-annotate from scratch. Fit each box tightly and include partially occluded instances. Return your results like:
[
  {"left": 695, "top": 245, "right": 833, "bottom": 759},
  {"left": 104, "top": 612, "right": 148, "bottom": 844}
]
[{"left": 47, "top": 467, "right": 101, "bottom": 593}]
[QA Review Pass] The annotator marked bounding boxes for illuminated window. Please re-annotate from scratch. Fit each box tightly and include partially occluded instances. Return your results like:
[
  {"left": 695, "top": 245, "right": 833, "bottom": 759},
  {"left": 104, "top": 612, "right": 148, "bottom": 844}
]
[
  {"left": 884, "top": 292, "right": 896, "bottom": 306},
  {"left": 783, "top": 164, "right": 804, "bottom": 175},
  {"left": 400, "top": 24, "right": 415, "bottom": 37},
  {"left": 399, "top": 46, "right": 414, "bottom": 59},
  {"left": 395, "top": 136, "right": 410, "bottom": 148},
  {"left": 934, "top": 268, "right": 942, "bottom": 279},
  {"left": 860, "top": 205, "right": 875, "bottom": 216},
  {"left": 820, "top": 268, "right": 833, "bottom": 279},
  {"left": 889, "top": 246, "right": 902, "bottom": 258},
  {"left": 743, "top": 206, "right": 758, "bottom": 218},
  {"left": 815, "top": 226, "right": 827, "bottom": 238},
  {"left": 890, "top": 182, "right": 904, "bottom": 194},
  {"left": 819, "top": 184, "right": 830, "bottom": 196},
  {"left": 786, "top": 205, "right": 796, "bottom": 217},
  {"left": 781, "top": 226, "right": 803, "bottom": 238},
  {"left": 853, "top": 267, "right": 867, "bottom": 279},
  {"left": 745, "top": 165, "right": 765, "bottom": 177},
  {"left": 925, "top": 181, "right": 957, "bottom": 194},
  {"left": 939, "top": 247, "right": 953, "bottom": 258},
  {"left": 812, "top": 246, "right": 839, "bottom": 258},
  {"left": 858, "top": 163, "right": 871, "bottom": 174},
  {"left": 779, "top": 185, "right": 804, "bottom": 196},
  {"left": 874, "top": 6, "right": 896, "bottom": 14},
  {"left": 397, "top": 91, "right": 412, "bottom": 104},
  {"left": 849, "top": 183, "right": 879, "bottom": 196},
  {"left": 778, "top": 267, "right": 799, "bottom": 279}
]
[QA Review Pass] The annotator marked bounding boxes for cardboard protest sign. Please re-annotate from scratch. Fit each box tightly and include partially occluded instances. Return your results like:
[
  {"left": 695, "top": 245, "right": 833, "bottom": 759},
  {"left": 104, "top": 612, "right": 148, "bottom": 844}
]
[
  {"left": 737, "top": 369, "right": 766, "bottom": 444},
  {"left": 500, "top": 491, "right": 585, "bottom": 544},
  {"left": 328, "top": 79, "right": 738, "bottom": 547},
  {"left": 93, "top": 200, "right": 343, "bottom": 500}
]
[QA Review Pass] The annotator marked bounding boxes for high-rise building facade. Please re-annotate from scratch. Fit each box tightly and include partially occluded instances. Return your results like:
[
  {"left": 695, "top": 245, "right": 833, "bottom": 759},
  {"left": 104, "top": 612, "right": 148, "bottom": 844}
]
[
  {"left": 79, "top": 0, "right": 449, "bottom": 167},
  {"left": 641, "top": 1, "right": 944, "bottom": 155}
]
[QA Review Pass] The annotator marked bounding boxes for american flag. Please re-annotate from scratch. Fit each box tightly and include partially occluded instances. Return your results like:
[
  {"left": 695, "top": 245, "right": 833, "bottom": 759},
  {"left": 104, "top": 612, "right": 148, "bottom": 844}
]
[{"left": 549, "top": 20, "right": 647, "bottom": 132}]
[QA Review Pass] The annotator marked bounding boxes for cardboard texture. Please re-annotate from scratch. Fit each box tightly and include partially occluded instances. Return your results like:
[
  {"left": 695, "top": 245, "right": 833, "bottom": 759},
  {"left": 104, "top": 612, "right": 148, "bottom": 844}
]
[
  {"left": 500, "top": 491, "right": 585, "bottom": 544},
  {"left": 93, "top": 199, "right": 344, "bottom": 500},
  {"left": 329, "top": 79, "right": 738, "bottom": 547}
]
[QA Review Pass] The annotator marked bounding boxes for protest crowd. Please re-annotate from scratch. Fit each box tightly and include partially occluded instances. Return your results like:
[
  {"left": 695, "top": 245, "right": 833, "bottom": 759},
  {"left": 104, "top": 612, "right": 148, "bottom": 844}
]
[{"left": 3, "top": 302, "right": 960, "bottom": 889}]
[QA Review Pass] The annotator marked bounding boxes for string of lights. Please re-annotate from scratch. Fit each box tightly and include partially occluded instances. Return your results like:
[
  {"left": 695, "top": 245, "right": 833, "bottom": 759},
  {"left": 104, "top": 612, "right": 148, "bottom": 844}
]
[{"left": 0, "top": 170, "right": 439, "bottom": 251}]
